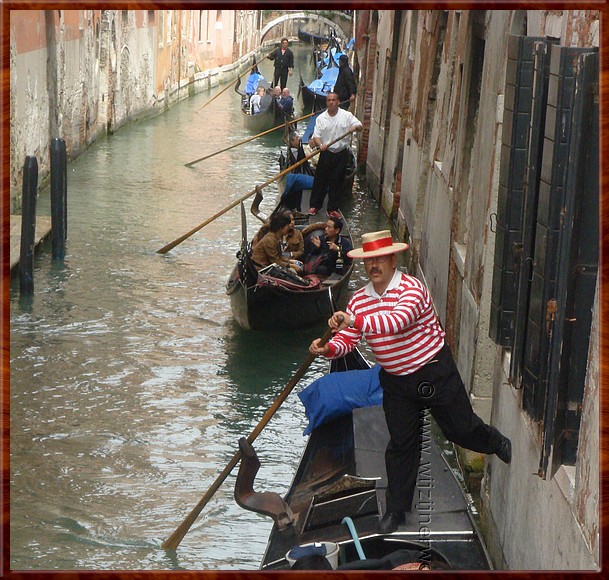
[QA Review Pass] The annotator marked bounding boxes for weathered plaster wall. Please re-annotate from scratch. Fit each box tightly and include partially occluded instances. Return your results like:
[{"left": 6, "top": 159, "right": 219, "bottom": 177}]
[
  {"left": 10, "top": 9, "right": 259, "bottom": 211},
  {"left": 359, "top": 8, "right": 599, "bottom": 570},
  {"left": 482, "top": 328, "right": 599, "bottom": 569}
]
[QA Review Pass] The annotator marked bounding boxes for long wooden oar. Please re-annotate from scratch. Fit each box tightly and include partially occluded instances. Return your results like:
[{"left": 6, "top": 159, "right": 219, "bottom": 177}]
[
  {"left": 196, "top": 51, "right": 273, "bottom": 114},
  {"left": 185, "top": 109, "right": 318, "bottom": 167},
  {"left": 161, "top": 317, "right": 342, "bottom": 551},
  {"left": 157, "top": 128, "right": 355, "bottom": 254}
]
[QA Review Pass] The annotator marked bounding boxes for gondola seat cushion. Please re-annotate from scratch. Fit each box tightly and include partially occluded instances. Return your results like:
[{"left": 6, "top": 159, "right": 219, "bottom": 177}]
[
  {"left": 298, "top": 365, "right": 382, "bottom": 435},
  {"left": 257, "top": 265, "right": 321, "bottom": 291}
]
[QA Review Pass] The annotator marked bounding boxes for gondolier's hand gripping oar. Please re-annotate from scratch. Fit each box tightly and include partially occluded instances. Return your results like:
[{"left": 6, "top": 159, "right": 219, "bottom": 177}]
[
  {"left": 157, "top": 129, "right": 356, "bottom": 254},
  {"left": 160, "top": 316, "right": 343, "bottom": 551}
]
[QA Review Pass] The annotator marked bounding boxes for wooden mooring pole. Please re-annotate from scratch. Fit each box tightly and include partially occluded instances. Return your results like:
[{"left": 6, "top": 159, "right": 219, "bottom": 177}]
[
  {"left": 19, "top": 156, "right": 38, "bottom": 296},
  {"left": 50, "top": 137, "right": 67, "bottom": 260}
]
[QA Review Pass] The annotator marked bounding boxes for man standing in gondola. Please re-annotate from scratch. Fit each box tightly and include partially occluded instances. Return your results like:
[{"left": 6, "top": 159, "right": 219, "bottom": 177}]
[
  {"left": 308, "top": 230, "right": 512, "bottom": 535},
  {"left": 334, "top": 54, "right": 357, "bottom": 111},
  {"left": 308, "top": 92, "right": 362, "bottom": 219},
  {"left": 268, "top": 37, "right": 294, "bottom": 89}
]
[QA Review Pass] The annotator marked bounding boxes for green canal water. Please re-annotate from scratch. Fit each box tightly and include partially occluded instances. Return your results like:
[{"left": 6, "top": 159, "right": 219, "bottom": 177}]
[{"left": 9, "top": 45, "right": 395, "bottom": 570}]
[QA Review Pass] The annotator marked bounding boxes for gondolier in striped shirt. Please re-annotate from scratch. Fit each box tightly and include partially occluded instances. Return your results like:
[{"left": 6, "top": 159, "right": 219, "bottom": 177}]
[{"left": 309, "top": 230, "right": 512, "bottom": 534}]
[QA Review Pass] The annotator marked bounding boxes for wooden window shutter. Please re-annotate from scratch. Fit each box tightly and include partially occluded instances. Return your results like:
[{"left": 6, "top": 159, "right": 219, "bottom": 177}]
[
  {"left": 489, "top": 35, "right": 545, "bottom": 347},
  {"left": 539, "top": 49, "right": 598, "bottom": 479}
]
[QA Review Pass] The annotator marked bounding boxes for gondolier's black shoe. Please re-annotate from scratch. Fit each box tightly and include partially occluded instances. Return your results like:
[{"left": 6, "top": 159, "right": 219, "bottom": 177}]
[
  {"left": 495, "top": 435, "right": 512, "bottom": 464},
  {"left": 378, "top": 511, "right": 405, "bottom": 534}
]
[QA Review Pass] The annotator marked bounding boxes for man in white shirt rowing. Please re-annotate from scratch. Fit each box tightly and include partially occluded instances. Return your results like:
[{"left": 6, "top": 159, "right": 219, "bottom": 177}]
[{"left": 308, "top": 92, "right": 362, "bottom": 219}]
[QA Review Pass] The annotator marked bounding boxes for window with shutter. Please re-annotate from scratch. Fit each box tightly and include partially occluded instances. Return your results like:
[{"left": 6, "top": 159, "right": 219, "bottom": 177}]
[{"left": 491, "top": 39, "right": 598, "bottom": 480}]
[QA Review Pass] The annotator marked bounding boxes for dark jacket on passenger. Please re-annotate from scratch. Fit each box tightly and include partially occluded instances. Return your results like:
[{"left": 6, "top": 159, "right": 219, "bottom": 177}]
[{"left": 305, "top": 233, "right": 352, "bottom": 276}]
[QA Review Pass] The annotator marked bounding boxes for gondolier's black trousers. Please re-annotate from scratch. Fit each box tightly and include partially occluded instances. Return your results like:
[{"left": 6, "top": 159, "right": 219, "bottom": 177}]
[
  {"left": 310, "top": 148, "right": 349, "bottom": 213},
  {"left": 379, "top": 343, "right": 503, "bottom": 513},
  {"left": 273, "top": 67, "right": 289, "bottom": 90}
]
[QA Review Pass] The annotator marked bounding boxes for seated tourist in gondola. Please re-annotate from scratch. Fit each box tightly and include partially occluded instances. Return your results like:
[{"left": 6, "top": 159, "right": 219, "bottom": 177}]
[
  {"left": 251, "top": 210, "right": 304, "bottom": 273},
  {"left": 287, "top": 131, "right": 317, "bottom": 171},
  {"left": 250, "top": 86, "right": 266, "bottom": 114},
  {"left": 278, "top": 87, "right": 294, "bottom": 117},
  {"left": 304, "top": 216, "right": 352, "bottom": 276}
]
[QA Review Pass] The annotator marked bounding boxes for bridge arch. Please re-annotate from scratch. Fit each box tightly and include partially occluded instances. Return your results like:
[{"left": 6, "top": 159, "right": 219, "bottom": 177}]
[{"left": 260, "top": 12, "right": 349, "bottom": 45}]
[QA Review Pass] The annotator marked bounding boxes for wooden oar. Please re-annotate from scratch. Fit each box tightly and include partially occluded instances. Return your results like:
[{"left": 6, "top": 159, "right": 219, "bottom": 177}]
[
  {"left": 161, "top": 316, "right": 342, "bottom": 551},
  {"left": 196, "top": 51, "right": 273, "bottom": 114},
  {"left": 157, "top": 128, "right": 356, "bottom": 254},
  {"left": 185, "top": 109, "right": 318, "bottom": 167}
]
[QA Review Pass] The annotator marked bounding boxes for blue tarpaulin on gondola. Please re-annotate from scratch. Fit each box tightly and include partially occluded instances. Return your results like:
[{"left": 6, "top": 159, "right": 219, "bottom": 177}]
[
  {"left": 306, "top": 67, "right": 338, "bottom": 98},
  {"left": 298, "top": 365, "right": 382, "bottom": 435},
  {"left": 245, "top": 73, "right": 264, "bottom": 95}
]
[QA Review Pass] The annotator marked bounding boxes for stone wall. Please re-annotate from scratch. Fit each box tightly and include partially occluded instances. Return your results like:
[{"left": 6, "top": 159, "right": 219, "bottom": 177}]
[
  {"left": 357, "top": 8, "right": 599, "bottom": 570},
  {"left": 9, "top": 9, "right": 258, "bottom": 212}
]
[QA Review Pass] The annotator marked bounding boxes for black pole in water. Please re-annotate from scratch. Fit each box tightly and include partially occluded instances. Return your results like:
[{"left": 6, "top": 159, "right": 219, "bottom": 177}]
[
  {"left": 19, "top": 156, "right": 38, "bottom": 296},
  {"left": 50, "top": 137, "right": 67, "bottom": 260}
]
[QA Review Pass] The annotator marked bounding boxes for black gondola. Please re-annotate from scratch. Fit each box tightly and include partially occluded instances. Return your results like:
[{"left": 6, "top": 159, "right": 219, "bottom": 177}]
[
  {"left": 299, "top": 35, "right": 344, "bottom": 112},
  {"left": 235, "top": 59, "right": 292, "bottom": 132},
  {"left": 235, "top": 349, "right": 494, "bottom": 571},
  {"left": 276, "top": 111, "right": 355, "bottom": 210},
  {"left": 225, "top": 116, "right": 356, "bottom": 331},
  {"left": 225, "top": 197, "right": 353, "bottom": 331},
  {"left": 297, "top": 28, "right": 330, "bottom": 45}
]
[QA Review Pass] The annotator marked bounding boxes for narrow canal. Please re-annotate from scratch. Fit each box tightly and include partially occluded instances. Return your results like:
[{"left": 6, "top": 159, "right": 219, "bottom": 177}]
[{"left": 9, "top": 45, "right": 394, "bottom": 570}]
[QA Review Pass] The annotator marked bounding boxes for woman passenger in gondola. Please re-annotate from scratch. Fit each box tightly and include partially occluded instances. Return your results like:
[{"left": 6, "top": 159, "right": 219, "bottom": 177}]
[
  {"left": 251, "top": 210, "right": 304, "bottom": 273},
  {"left": 249, "top": 86, "right": 265, "bottom": 114}
]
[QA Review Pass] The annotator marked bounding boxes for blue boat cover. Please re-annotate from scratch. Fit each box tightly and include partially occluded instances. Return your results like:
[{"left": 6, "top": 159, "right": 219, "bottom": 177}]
[
  {"left": 298, "top": 365, "right": 382, "bottom": 435},
  {"left": 245, "top": 72, "right": 264, "bottom": 95},
  {"left": 323, "top": 48, "right": 344, "bottom": 67},
  {"left": 302, "top": 112, "right": 321, "bottom": 144},
  {"left": 307, "top": 67, "right": 339, "bottom": 98}
]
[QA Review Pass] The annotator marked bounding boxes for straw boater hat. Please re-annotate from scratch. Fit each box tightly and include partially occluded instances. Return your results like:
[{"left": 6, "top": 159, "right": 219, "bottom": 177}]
[{"left": 347, "top": 230, "right": 409, "bottom": 259}]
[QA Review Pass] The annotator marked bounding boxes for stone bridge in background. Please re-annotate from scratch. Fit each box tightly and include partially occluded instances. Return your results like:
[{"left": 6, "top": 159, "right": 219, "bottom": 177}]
[{"left": 261, "top": 11, "right": 351, "bottom": 44}]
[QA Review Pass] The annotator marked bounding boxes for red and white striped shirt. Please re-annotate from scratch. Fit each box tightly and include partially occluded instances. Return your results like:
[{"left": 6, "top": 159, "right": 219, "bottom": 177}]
[{"left": 326, "top": 270, "right": 445, "bottom": 375}]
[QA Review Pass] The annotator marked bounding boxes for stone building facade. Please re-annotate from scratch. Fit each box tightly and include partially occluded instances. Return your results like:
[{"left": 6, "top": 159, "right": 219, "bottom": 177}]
[
  {"left": 9, "top": 9, "right": 260, "bottom": 212},
  {"left": 353, "top": 9, "right": 599, "bottom": 570}
]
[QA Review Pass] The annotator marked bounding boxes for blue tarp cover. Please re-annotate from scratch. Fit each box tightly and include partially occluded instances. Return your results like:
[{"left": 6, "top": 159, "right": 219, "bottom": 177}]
[
  {"left": 298, "top": 365, "right": 382, "bottom": 435},
  {"left": 308, "top": 67, "right": 339, "bottom": 97},
  {"left": 245, "top": 73, "right": 263, "bottom": 95}
]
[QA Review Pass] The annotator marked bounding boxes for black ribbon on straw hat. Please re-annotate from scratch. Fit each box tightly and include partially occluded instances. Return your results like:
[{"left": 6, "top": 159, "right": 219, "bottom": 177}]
[{"left": 347, "top": 230, "right": 409, "bottom": 259}]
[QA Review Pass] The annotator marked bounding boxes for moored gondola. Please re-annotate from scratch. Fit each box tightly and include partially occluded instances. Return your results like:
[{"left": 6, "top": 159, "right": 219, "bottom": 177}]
[
  {"left": 297, "top": 28, "right": 330, "bottom": 45},
  {"left": 299, "top": 35, "right": 345, "bottom": 112},
  {"left": 234, "top": 349, "right": 494, "bottom": 571}
]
